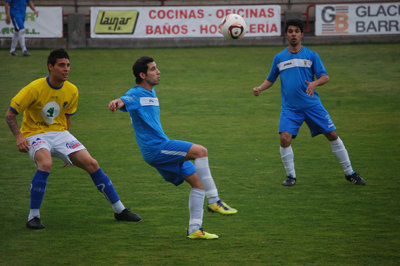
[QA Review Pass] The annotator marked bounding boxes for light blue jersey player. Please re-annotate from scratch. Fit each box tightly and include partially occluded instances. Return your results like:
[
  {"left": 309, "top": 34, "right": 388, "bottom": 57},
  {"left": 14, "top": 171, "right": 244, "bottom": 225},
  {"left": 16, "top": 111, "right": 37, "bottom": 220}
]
[
  {"left": 253, "top": 19, "right": 365, "bottom": 186},
  {"left": 4, "top": 0, "right": 38, "bottom": 56},
  {"left": 109, "top": 56, "right": 237, "bottom": 239}
]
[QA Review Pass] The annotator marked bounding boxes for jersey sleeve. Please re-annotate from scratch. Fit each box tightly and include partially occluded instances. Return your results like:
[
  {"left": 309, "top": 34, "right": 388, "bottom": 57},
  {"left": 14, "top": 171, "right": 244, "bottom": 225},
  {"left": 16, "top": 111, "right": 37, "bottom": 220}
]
[
  {"left": 65, "top": 87, "right": 79, "bottom": 116},
  {"left": 9, "top": 83, "right": 37, "bottom": 115},
  {"left": 120, "top": 90, "right": 140, "bottom": 112},
  {"left": 312, "top": 52, "right": 328, "bottom": 78},
  {"left": 266, "top": 55, "right": 280, "bottom": 82}
]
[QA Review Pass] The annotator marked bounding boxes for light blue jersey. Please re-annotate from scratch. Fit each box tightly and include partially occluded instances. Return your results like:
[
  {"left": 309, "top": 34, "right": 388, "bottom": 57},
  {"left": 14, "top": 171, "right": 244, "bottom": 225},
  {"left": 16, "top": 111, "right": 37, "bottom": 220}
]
[
  {"left": 120, "top": 86, "right": 169, "bottom": 162},
  {"left": 6, "top": 0, "right": 30, "bottom": 17},
  {"left": 267, "top": 46, "right": 328, "bottom": 111}
]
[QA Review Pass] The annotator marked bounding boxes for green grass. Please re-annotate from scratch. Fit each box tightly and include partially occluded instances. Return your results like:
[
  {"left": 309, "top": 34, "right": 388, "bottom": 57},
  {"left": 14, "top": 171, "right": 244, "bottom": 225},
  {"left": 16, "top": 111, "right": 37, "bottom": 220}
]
[{"left": 0, "top": 43, "right": 399, "bottom": 265}]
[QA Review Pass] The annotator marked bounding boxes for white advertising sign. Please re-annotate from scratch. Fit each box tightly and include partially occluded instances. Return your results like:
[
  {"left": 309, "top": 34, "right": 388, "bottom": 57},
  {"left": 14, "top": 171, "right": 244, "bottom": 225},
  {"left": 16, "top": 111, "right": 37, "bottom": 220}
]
[
  {"left": 315, "top": 3, "right": 400, "bottom": 36},
  {"left": 0, "top": 6, "right": 63, "bottom": 38},
  {"left": 90, "top": 5, "right": 281, "bottom": 38}
]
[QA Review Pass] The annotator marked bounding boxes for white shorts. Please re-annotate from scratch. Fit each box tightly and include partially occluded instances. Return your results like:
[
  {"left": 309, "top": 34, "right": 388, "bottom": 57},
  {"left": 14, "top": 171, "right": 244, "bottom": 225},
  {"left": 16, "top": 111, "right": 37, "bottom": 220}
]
[{"left": 27, "top": 131, "right": 86, "bottom": 165}]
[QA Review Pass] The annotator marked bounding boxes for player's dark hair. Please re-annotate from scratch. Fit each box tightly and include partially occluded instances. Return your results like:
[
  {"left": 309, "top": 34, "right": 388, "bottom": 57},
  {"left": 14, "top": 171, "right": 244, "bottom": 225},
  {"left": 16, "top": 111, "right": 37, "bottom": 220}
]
[
  {"left": 133, "top": 56, "right": 154, "bottom": 84},
  {"left": 47, "top": 48, "right": 69, "bottom": 67},
  {"left": 285, "top": 19, "right": 304, "bottom": 33}
]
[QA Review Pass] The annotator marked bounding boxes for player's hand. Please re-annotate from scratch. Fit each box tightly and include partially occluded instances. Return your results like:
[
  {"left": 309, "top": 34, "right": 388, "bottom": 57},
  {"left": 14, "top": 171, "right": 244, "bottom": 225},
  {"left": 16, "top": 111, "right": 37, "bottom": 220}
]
[
  {"left": 305, "top": 80, "right": 316, "bottom": 97},
  {"left": 16, "top": 134, "right": 30, "bottom": 153},
  {"left": 253, "top": 87, "right": 262, "bottom": 96},
  {"left": 34, "top": 10, "right": 39, "bottom": 17},
  {"left": 6, "top": 16, "right": 10, "bottom": 25},
  {"left": 108, "top": 99, "right": 124, "bottom": 112}
]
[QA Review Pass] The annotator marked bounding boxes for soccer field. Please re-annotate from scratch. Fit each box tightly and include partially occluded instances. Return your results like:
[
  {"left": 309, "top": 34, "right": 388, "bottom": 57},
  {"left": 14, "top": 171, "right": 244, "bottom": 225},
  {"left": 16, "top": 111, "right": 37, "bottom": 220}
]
[{"left": 0, "top": 44, "right": 399, "bottom": 265}]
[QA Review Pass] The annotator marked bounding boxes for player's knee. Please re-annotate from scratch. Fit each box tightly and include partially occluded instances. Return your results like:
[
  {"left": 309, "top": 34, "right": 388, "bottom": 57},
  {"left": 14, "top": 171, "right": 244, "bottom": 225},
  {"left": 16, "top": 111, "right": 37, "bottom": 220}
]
[
  {"left": 87, "top": 158, "right": 100, "bottom": 173},
  {"left": 280, "top": 134, "right": 292, "bottom": 147},
  {"left": 37, "top": 161, "right": 52, "bottom": 172},
  {"left": 196, "top": 145, "right": 208, "bottom": 158}
]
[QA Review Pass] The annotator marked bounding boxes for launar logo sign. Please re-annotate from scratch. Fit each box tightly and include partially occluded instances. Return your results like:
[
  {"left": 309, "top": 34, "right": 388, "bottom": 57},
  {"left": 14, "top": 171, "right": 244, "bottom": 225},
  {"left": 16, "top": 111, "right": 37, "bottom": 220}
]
[
  {"left": 94, "top": 10, "right": 139, "bottom": 34},
  {"left": 321, "top": 6, "right": 349, "bottom": 34}
]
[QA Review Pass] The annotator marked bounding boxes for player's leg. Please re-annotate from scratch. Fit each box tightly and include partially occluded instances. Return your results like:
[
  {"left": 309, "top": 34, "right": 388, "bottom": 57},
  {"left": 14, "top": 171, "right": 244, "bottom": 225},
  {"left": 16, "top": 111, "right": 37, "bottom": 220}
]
[
  {"left": 9, "top": 15, "right": 19, "bottom": 55},
  {"left": 13, "top": 16, "right": 29, "bottom": 55},
  {"left": 186, "top": 144, "right": 237, "bottom": 215},
  {"left": 324, "top": 131, "right": 366, "bottom": 185},
  {"left": 279, "top": 109, "right": 303, "bottom": 186},
  {"left": 305, "top": 105, "right": 365, "bottom": 185},
  {"left": 68, "top": 149, "right": 141, "bottom": 221},
  {"left": 26, "top": 148, "right": 52, "bottom": 229},
  {"left": 184, "top": 173, "right": 218, "bottom": 240}
]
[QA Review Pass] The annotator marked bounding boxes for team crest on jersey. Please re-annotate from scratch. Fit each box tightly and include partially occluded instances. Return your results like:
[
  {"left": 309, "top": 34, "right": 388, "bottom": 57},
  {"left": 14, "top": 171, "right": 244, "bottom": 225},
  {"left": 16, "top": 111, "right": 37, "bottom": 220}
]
[{"left": 41, "top": 101, "right": 60, "bottom": 125}]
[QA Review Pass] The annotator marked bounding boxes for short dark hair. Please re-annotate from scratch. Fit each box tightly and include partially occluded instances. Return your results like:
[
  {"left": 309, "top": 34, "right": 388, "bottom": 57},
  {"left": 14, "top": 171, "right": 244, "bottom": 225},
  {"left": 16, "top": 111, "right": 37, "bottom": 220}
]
[
  {"left": 285, "top": 19, "right": 304, "bottom": 33},
  {"left": 47, "top": 48, "right": 69, "bottom": 67},
  {"left": 132, "top": 56, "right": 154, "bottom": 84}
]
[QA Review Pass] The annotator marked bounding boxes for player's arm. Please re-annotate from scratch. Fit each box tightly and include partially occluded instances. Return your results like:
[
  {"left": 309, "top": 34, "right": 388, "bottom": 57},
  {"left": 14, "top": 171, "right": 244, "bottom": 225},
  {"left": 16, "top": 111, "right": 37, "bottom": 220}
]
[
  {"left": 66, "top": 115, "right": 71, "bottom": 130},
  {"left": 108, "top": 98, "right": 125, "bottom": 112},
  {"left": 5, "top": 109, "right": 30, "bottom": 152},
  {"left": 28, "top": 1, "right": 39, "bottom": 17},
  {"left": 4, "top": 2, "right": 10, "bottom": 24},
  {"left": 305, "top": 74, "right": 329, "bottom": 97},
  {"left": 253, "top": 79, "right": 274, "bottom": 96}
]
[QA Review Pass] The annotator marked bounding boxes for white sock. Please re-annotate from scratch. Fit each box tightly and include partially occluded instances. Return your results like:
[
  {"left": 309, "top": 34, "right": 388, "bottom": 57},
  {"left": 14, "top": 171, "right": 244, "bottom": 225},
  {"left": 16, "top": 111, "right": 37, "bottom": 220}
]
[
  {"left": 18, "top": 30, "right": 27, "bottom": 52},
  {"left": 194, "top": 157, "right": 219, "bottom": 204},
  {"left": 28, "top": 209, "right": 40, "bottom": 221},
  {"left": 11, "top": 31, "right": 18, "bottom": 52},
  {"left": 112, "top": 200, "right": 125, "bottom": 214},
  {"left": 330, "top": 137, "right": 353, "bottom": 175},
  {"left": 188, "top": 188, "right": 205, "bottom": 234},
  {"left": 280, "top": 146, "right": 296, "bottom": 177}
]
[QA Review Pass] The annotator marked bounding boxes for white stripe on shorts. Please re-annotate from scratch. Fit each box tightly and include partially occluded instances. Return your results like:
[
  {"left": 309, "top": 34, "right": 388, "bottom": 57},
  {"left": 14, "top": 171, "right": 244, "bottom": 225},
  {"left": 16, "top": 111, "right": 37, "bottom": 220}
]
[{"left": 161, "top": 150, "right": 187, "bottom": 157}]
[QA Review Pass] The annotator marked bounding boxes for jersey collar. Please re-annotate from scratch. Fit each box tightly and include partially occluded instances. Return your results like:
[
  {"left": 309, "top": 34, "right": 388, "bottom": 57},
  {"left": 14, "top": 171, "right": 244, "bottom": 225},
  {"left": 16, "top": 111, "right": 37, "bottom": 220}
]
[{"left": 46, "top": 76, "right": 64, "bottom": 90}]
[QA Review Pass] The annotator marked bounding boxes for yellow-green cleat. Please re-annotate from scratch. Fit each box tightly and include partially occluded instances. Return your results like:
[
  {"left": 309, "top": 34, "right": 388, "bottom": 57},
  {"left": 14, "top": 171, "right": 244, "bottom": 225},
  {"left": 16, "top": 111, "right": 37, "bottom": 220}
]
[
  {"left": 207, "top": 200, "right": 238, "bottom": 215},
  {"left": 187, "top": 228, "right": 219, "bottom": 240}
]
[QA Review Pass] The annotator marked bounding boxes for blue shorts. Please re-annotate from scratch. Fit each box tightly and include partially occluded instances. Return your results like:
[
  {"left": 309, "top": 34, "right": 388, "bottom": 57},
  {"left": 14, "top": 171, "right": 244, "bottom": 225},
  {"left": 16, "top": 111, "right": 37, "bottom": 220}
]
[
  {"left": 279, "top": 105, "right": 336, "bottom": 138},
  {"left": 148, "top": 140, "right": 196, "bottom": 186},
  {"left": 11, "top": 15, "right": 25, "bottom": 31}
]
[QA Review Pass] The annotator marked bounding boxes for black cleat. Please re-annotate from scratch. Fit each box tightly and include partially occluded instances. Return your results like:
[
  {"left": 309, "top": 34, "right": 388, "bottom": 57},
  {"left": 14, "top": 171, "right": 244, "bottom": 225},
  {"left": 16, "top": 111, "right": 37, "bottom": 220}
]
[
  {"left": 10, "top": 51, "right": 18, "bottom": 56},
  {"left": 23, "top": 50, "right": 31, "bottom": 56},
  {"left": 26, "top": 217, "right": 45, "bottom": 229},
  {"left": 282, "top": 176, "right": 296, "bottom": 186},
  {"left": 114, "top": 209, "right": 142, "bottom": 222},
  {"left": 345, "top": 172, "right": 366, "bottom": 185}
]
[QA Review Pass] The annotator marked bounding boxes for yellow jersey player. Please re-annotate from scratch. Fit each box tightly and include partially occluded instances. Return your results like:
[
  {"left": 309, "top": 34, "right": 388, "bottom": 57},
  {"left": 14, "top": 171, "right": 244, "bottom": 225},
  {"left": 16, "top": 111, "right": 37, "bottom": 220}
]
[{"left": 5, "top": 49, "right": 141, "bottom": 229}]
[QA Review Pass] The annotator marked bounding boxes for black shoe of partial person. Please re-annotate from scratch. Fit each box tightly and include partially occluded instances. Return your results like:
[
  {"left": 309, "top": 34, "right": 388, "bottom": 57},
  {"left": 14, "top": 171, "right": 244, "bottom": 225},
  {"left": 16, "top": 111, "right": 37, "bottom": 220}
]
[
  {"left": 23, "top": 50, "right": 31, "bottom": 56},
  {"left": 10, "top": 51, "right": 18, "bottom": 56},
  {"left": 114, "top": 209, "right": 142, "bottom": 222},
  {"left": 282, "top": 176, "right": 296, "bottom": 186},
  {"left": 26, "top": 217, "right": 45, "bottom": 229},
  {"left": 345, "top": 172, "right": 366, "bottom": 185}
]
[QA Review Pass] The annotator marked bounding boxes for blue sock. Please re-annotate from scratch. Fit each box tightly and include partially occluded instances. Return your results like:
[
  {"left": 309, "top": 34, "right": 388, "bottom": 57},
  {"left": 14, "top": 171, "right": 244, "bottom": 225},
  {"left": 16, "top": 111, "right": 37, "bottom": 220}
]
[
  {"left": 90, "top": 168, "right": 120, "bottom": 204},
  {"left": 30, "top": 170, "right": 49, "bottom": 209}
]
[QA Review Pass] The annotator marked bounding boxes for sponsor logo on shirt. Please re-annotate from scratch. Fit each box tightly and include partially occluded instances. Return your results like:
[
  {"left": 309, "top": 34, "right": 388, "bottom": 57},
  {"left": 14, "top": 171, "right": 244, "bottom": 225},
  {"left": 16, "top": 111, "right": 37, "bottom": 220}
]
[
  {"left": 278, "top": 59, "right": 313, "bottom": 71},
  {"left": 140, "top": 97, "right": 159, "bottom": 106}
]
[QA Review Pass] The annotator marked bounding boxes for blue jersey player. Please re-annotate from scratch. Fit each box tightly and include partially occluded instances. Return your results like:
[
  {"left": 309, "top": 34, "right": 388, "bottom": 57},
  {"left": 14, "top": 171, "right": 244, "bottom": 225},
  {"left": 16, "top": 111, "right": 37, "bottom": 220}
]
[
  {"left": 4, "top": 0, "right": 38, "bottom": 56},
  {"left": 108, "top": 56, "right": 237, "bottom": 239},
  {"left": 253, "top": 19, "right": 365, "bottom": 186}
]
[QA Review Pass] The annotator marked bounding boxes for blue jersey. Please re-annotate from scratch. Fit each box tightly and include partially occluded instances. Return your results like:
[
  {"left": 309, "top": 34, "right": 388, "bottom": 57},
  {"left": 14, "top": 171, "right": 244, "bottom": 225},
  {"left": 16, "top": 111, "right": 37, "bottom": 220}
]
[
  {"left": 267, "top": 46, "right": 328, "bottom": 111},
  {"left": 6, "top": 0, "right": 30, "bottom": 17},
  {"left": 120, "top": 86, "right": 169, "bottom": 162}
]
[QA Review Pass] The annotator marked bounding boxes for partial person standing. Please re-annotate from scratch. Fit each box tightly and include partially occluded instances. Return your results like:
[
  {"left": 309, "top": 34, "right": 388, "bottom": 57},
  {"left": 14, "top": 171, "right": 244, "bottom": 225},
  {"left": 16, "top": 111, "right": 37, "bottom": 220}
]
[
  {"left": 6, "top": 49, "right": 141, "bottom": 230},
  {"left": 108, "top": 56, "right": 237, "bottom": 240},
  {"left": 4, "top": 0, "right": 38, "bottom": 56},
  {"left": 252, "top": 19, "right": 366, "bottom": 186}
]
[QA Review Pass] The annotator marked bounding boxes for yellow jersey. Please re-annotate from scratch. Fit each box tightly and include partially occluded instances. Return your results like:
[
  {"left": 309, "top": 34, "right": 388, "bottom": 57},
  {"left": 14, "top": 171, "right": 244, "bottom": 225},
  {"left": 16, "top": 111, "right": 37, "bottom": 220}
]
[{"left": 9, "top": 77, "right": 79, "bottom": 137}]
